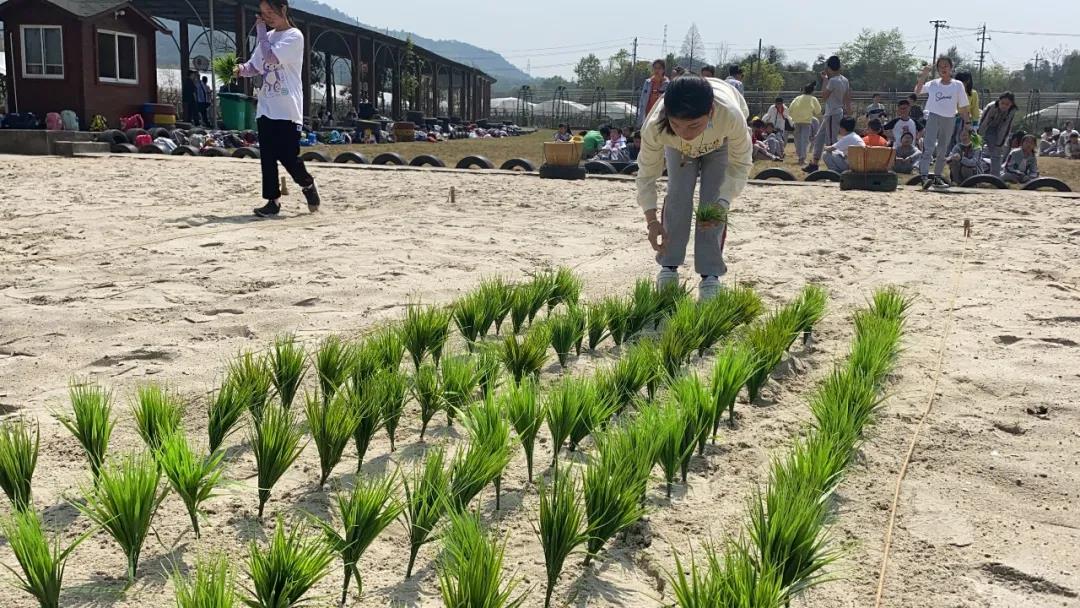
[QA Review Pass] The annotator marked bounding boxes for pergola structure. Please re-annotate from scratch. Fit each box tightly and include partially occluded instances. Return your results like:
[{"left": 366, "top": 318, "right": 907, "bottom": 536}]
[{"left": 132, "top": 0, "right": 493, "bottom": 121}]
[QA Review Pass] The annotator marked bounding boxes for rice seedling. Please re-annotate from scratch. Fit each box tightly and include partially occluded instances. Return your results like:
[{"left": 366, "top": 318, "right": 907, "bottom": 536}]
[
  {"left": 608, "top": 337, "right": 661, "bottom": 404},
  {"left": 228, "top": 351, "right": 274, "bottom": 422},
  {"left": 652, "top": 401, "right": 697, "bottom": 498},
  {"left": 441, "top": 355, "right": 479, "bottom": 427},
  {"left": 501, "top": 379, "right": 543, "bottom": 483},
  {"left": 412, "top": 363, "right": 444, "bottom": 440},
  {"left": 581, "top": 435, "right": 647, "bottom": 565},
  {"left": 154, "top": 430, "right": 225, "bottom": 538},
  {"left": 250, "top": 404, "right": 305, "bottom": 519},
  {"left": 548, "top": 266, "right": 583, "bottom": 311},
  {"left": 744, "top": 307, "right": 800, "bottom": 403},
  {"left": 668, "top": 539, "right": 786, "bottom": 608},
  {"left": 602, "top": 296, "right": 632, "bottom": 346},
  {"left": 402, "top": 304, "right": 452, "bottom": 370},
  {"left": 1, "top": 508, "right": 93, "bottom": 608},
  {"left": 458, "top": 396, "right": 514, "bottom": 509},
  {"left": 809, "top": 365, "right": 882, "bottom": 461},
  {"left": 709, "top": 342, "right": 759, "bottom": 432},
  {"left": 212, "top": 53, "right": 237, "bottom": 84},
  {"left": 475, "top": 344, "right": 504, "bottom": 398},
  {"left": 437, "top": 509, "right": 525, "bottom": 608},
  {"left": 305, "top": 391, "right": 360, "bottom": 486},
  {"left": 544, "top": 376, "right": 584, "bottom": 468},
  {"left": 314, "top": 335, "right": 357, "bottom": 404},
  {"left": 653, "top": 281, "right": 694, "bottom": 329},
  {"left": 269, "top": 334, "right": 307, "bottom": 410},
  {"left": 509, "top": 283, "right": 536, "bottom": 334},
  {"left": 791, "top": 284, "right": 828, "bottom": 346},
  {"left": 480, "top": 277, "right": 514, "bottom": 335},
  {"left": 585, "top": 303, "right": 609, "bottom": 351},
  {"left": 131, "top": 384, "right": 182, "bottom": 452},
  {"left": 346, "top": 377, "right": 383, "bottom": 469},
  {"left": 312, "top": 471, "right": 403, "bottom": 605},
  {"left": 568, "top": 380, "right": 619, "bottom": 452},
  {"left": 500, "top": 325, "right": 551, "bottom": 384},
  {"left": 548, "top": 309, "right": 582, "bottom": 368},
  {"left": 243, "top": 518, "right": 333, "bottom": 608},
  {"left": 659, "top": 298, "right": 703, "bottom": 380},
  {"left": 772, "top": 430, "right": 850, "bottom": 501},
  {"left": 403, "top": 446, "right": 449, "bottom": 578},
  {"left": 369, "top": 325, "right": 406, "bottom": 372},
  {"left": 626, "top": 279, "right": 658, "bottom": 337},
  {"left": 452, "top": 292, "right": 486, "bottom": 350},
  {"left": 56, "top": 380, "right": 114, "bottom": 482},
  {"left": 0, "top": 418, "right": 38, "bottom": 511},
  {"left": 348, "top": 339, "right": 382, "bottom": 390},
  {"left": 669, "top": 373, "right": 714, "bottom": 463},
  {"left": 374, "top": 369, "right": 409, "bottom": 452},
  {"left": 536, "top": 468, "right": 587, "bottom": 608},
  {"left": 77, "top": 452, "right": 166, "bottom": 583},
  {"left": 695, "top": 285, "right": 763, "bottom": 356},
  {"left": 868, "top": 285, "right": 913, "bottom": 324},
  {"left": 173, "top": 553, "right": 236, "bottom": 608},
  {"left": 695, "top": 204, "right": 729, "bottom": 226},
  {"left": 207, "top": 375, "right": 249, "bottom": 453},
  {"left": 849, "top": 311, "right": 904, "bottom": 385},
  {"left": 598, "top": 415, "right": 660, "bottom": 504}
]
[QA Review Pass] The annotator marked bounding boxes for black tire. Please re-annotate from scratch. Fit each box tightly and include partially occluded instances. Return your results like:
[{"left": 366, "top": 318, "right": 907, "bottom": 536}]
[
  {"left": 199, "top": 147, "right": 228, "bottom": 157},
  {"left": 754, "top": 167, "right": 797, "bottom": 181},
  {"left": 500, "top": 158, "right": 537, "bottom": 172},
  {"left": 97, "top": 129, "right": 127, "bottom": 144},
  {"left": 410, "top": 154, "right": 446, "bottom": 168},
  {"left": 149, "top": 127, "right": 170, "bottom": 139},
  {"left": 125, "top": 128, "right": 149, "bottom": 143},
  {"left": 233, "top": 147, "right": 260, "bottom": 159},
  {"left": 620, "top": 162, "right": 640, "bottom": 176},
  {"left": 839, "top": 170, "right": 899, "bottom": 192},
  {"left": 300, "top": 150, "right": 331, "bottom": 163},
  {"left": 960, "top": 174, "right": 1007, "bottom": 189},
  {"left": 334, "top": 152, "right": 368, "bottom": 164},
  {"left": 110, "top": 143, "right": 137, "bottom": 153},
  {"left": 538, "top": 164, "right": 588, "bottom": 180},
  {"left": 171, "top": 145, "right": 200, "bottom": 156},
  {"left": 584, "top": 160, "right": 617, "bottom": 175},
  {"left": 805, "top": 169, "right": 842, "bottom": 183},
  {"left": 1021, "top": 177, "right": 1072, "bottom": 192},
  {"left": 905, "top": 175, "right": 925, "bottom": 186},
  {"left": 456, "top": 155, "right": 495, "bottom": 170},
  {"left": 372, "top": 152, "right": 407, "bottom": 165},
  {"left": 137, "top": 143, "right": 165, "bottom": 154}
]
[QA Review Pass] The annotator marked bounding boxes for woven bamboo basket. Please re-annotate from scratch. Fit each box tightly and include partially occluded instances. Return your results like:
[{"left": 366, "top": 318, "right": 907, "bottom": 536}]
[
  {"left": 543, "top": 141, "right": 583, "bottom": 167},
  {"left": 847, "top": 146, "right": 895, "bottom": 173}
]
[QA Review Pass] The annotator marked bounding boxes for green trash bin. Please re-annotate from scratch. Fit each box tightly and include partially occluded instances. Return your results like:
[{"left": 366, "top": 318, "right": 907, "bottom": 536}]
[
  {"left": 245, "top": 95, "right": 258, "bottom": 131},
  {"left": 219, "top": 92, "right": 246, "bottom": 130}
]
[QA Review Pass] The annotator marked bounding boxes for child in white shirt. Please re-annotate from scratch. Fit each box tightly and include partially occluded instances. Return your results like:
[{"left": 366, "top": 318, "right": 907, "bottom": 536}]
[{"left": 823, "top": 116, "right": 865, "bottom": 173}]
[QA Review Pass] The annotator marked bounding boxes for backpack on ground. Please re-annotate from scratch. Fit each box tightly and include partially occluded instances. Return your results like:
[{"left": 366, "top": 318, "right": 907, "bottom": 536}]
[
  {"left": 120, "top": 114, "right": 144, "bottom": 131},
  {"left": 89, "top": 115, "right": 109, "bottom": 131},
  {"left": 61, "top": 110, "right": 79, "bottom": 130},
  {"left": 45, "top": 112, "right": 63, "bottom": 130}
]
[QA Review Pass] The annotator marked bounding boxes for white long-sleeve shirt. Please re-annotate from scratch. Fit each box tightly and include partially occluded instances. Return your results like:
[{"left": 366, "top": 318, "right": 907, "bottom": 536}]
[
  {"left": 238, "top": 23, "right": 305, "bottom": 123},
  {"left": 636, "top": 79, "right": 752, "bottom": 211},
  {"left": 762, "top": 104, "right": 789, "bottom": 130}
]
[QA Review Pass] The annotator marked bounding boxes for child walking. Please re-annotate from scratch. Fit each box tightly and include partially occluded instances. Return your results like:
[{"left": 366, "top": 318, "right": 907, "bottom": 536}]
[
  {"left": 915, "top": 56, "right": 970, "bottom": 190},
  {"left": 236, "top": 0, "right": 320, "bottom": 217}
]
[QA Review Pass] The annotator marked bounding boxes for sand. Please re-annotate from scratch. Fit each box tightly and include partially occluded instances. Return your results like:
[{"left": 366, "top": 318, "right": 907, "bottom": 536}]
[{"left": 0, "top": 153, "right": 1078, "bottom": 607}]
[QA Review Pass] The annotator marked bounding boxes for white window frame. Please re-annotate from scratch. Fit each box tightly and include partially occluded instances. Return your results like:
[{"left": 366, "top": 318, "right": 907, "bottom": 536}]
[
  {"left": 20, "top": 24, "right": 64, "bottom": 79},
  {"left": 97, "top": 29, "right": 138, "bottom": 85}
]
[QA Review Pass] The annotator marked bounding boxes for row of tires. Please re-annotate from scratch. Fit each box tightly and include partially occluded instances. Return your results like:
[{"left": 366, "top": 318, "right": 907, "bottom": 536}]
[
  {"left": 749, "top": 167, "right": 1072, "bottom": 192},
  {"left": 96, "top": 127, "right": 222, "bottom": 145}
]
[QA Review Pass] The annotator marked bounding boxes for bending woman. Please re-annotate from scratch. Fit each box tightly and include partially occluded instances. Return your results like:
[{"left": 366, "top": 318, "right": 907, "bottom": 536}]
[
  {"left": 636, "top": 76, "right": 752, "bottom": 300},
  {"left": 236, "top": 0, "right": 320, "bottom": 217},
  {"left": 977, "top": 91, "right": 1017, "bottom": 175}
]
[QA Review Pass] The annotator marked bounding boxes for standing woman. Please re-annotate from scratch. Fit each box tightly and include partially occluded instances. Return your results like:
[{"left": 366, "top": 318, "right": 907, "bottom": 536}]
[
  {"left": 636, "top": 60, "right": 670, "bottom": 127},
  {"left": 637, "top": 76, "right": 752, "bottom": 300},
  {"left": 915, "top": 56, "right": 970, "bottom": 190},
  {"left": 235, "top": 0, "right": 320, "bottom": 217},
  {"left": 977, "top": 91, "right": 1017, "bottom": 175}
]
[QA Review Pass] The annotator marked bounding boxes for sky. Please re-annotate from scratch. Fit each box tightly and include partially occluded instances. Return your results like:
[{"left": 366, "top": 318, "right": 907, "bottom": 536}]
[{"left": 324, "top": 0, "right": 1080, "bottom": 80}]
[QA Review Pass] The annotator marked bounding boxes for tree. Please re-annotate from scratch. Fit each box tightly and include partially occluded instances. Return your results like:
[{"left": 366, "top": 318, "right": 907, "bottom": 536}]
[
  {"left": 1059, "top": 51, "right": 1080, "bottom": 93},
  {"left": 838, "top": 28, "right": 918, "bottom": 91},
  {"left": 574, "top": 54, "right": 603, "bottom": 89},
  {"left": 679, "top": 24, "right": 706, "bottom": 70},
  {"left": 942, "top": 46, "right": 971, "bottom": 73},
  {"left": 742, "top": 60, "right": 784, "bottom": 95},
  {"left": 400, "top": 37, "right": 419, "bottom": 108}
]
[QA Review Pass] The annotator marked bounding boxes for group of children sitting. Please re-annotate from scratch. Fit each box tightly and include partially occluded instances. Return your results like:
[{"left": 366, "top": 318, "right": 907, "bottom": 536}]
[
  {"left": 556, "top": 123, "right": 642, "bottom": 162},
  {"left": 1039, "top": 122, "right": 1080, "bottom": 159}
]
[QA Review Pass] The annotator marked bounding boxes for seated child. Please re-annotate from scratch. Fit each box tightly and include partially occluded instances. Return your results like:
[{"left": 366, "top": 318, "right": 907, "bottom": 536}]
[
  {"left": 596, "top": 127, "right": 628, "bottom": 161},
  {"left": 626, "top": 131, "right": 642, "bottom": 161},
  {"left": 764, "top": 124, "right": 786, "bottom": 159},
  {"left": 893, "top": 132, "right": 922, "bottom": 174},
  {"left": 947, "top": 130, "right": 985, "bottom": 185},
  {"left": 822, "top": 116, "right": 865, "bottom": 173},
  {"left": 1039, "top": 126, "right": 1060, "bottom": 156},
  {"left": 751, "top": 119, "right": 778, "bottom": 161},
  {"left": 1001, "top": 134, "right": 1039, "bottom": 184},
  {"left": 1065, "top": 131, "right": 1080, "bottom": 160},
  {"left": 554, "top": 123, "right": 573, "bottom": 142},
  {"left": 863, "top": 118, "right": 889, "bottom": 147}
]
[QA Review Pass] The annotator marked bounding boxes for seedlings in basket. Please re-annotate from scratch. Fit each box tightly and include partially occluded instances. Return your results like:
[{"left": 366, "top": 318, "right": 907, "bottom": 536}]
[
  {"left": 791, "top": 284, "right": 828, "bottom": 346},
  {"left": 500, "top": 325, "right": 551, "bottom": 384},
  {"left": 475, "top": 344, "right": 504, "bottom": 398},
  {"left": 315, "top": 335, "right": 356, "bottom": 404},
  {"left": 536, "top": 467, "right": 588, "bottom": 608},
  {"left": 250, "top": 404, "right": 305, "bottom": 519},
  {"left": 582, "top": 430, "right": 647, "bottom": 566},
  {"left": 453, "top": 292, "right": 487, "bottom": 350},
  {"left": 457, "top": 396, "right": 514, "bottom": 510},
  {"left": 437, "top": 509, "right": 525, "bottom": 608},
  {"left": 412, "top": 363, "right": 444, "bottom": 440},
  {"left": 695, "top": 285, "right": 763, "bottom": 356},
  {"left": 441, "top": 355, "right": 479, "bottom": 427},
  {"left": 502, "top": 379, "right": 543, "bottom": 483},
  {"left": 243, "top": 518, "right": 333, "bottom": 608},
  {"left": 602, "top": 296, "right": 632, "bottom": 346},
  {"left": 374, "top": 369, "right": 409, "bottom": 452},
  {"left": 404, "top": 446, "right": 450, "bottom": 578},
  {"left": 585, "top": 303, "right": 609, "bottom": 351},
  {"left": 207, "top": 375, "right": 250, "bottom": 453},
  {"left": 173, "top": 553, "right": 237, "bottom": 608},
  {"left": 0, "top": 418, "right": 38, "bottom": 511},
  {"left": 269, "top": 334, "right": 307, "bottom": 410},
  {"left": 78, "top": 452, "right": 167, "bottom": 583},
  {"left": 2, "top": 508, "right": 93, "bottom": 608},
  {"left": 305, "top": 391, "right": 360, "bottom": 486},
  {"left": 131, "top": 384, "right": 182, "bottom": 452},
  {"left": 659, "top": 298, "right": 703, "bottom": 380},
  {"left": 744, "top": 306, "right": 801, "bottom": 403},
  {"left": 154, "top": 430, "right": 225, "bottom": 538},
  {"left": 56, "top": 380, "right": 114, "bottom": 482},
  {"left": 313, "top": 471, "right": 403, "bottom": 605},
  {"left": 228, "top": 351, "right": 274, "bottom": 421},
  {"left": 709, "top": 342, "right": 759, "bottom": 431},
  {"left": 402, "top": 304, "right": 452, "bottom": 370},
  {"left": 695, "top": 204, "right": 729, "bottom": 226}
]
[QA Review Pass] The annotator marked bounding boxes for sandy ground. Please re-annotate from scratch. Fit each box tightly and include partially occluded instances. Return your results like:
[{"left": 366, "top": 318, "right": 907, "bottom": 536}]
[{"left": 0, "top": 154, "right": 1078, "bottom": 607}]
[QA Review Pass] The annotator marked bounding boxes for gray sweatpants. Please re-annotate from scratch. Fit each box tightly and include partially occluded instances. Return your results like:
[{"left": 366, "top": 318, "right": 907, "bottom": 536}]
[
  {"left": 823, "top": 151, "right": 849, "bottom": 173},
  {"left": 920, "top": 112, "right": 954, "bottom": 177},
  {"left": 812, "top": 113, "right": 842, "bottom": 161},
  {"left": 658, "top": 146, "right": 729, "bottom": 277},
  {"left": 794, "top": 123, "right": 813, "bottom": 162},
  {"left": 984, "top": 140, "right": 1005, "bottom": 175}
]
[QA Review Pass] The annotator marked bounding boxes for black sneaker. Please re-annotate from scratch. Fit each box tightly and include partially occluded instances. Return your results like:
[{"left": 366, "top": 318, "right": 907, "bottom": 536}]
[
  {"left": 803, "top": 163, "right": 819, "bottom": 173},
  {"left": 920, "top": 175, "right": 934, "bottom": 190},
  {"left": 302, "top": 182, "right": 321, "bottom": 212},
  {"left": 932, "top": 175, "right": 951, "bottom": 190},
  {"left": 254, "top": 200, "right": 280, "bottom": 217}
]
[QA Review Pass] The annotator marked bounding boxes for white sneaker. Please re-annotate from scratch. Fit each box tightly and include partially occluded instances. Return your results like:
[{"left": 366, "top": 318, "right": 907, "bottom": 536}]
[
  {"left": 699, "top": 276, "right": 721, "bottom": 301},
  {"left": 656, "top": 267, "right": 679, "bottom": 291}
]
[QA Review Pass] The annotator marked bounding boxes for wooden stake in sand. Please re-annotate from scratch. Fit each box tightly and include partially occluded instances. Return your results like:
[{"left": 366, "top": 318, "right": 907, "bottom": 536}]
[
  {"left": 449, "top": 187, "right": 456, "bottom": 204},
  {"left": 281, "top": 176, "right": 289, "bottom": 195}
]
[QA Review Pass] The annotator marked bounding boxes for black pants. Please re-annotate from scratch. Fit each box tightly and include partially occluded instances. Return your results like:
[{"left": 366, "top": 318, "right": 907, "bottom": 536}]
[
  {"left": 257, "top": 116, "right": 314, "bottom": 201},
  {"left": 197, "top": 103, "right": 210, "bottom": 127}
]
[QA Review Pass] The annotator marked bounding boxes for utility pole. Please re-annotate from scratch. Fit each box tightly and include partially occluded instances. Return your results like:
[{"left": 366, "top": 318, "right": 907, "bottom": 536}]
[
  {"left": 661, "top": 25, "right": 667, "bottom": 57},
  {"left": 631, "top": 37, "right": 638, "bottom": 95},
  {"left": 930, "top": 20, "right": 948, "bottom": 75},
  {"left": 754, "top": 38, "right": 762, "bottom": 92},
  {"left": 977, "top": 24, "right": 990, "bottom": 82}
]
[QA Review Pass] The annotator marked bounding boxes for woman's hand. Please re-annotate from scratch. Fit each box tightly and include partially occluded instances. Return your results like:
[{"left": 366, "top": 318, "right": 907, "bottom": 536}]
[{"left": 647, "top": 218, "right": 667, "bottom": 253}]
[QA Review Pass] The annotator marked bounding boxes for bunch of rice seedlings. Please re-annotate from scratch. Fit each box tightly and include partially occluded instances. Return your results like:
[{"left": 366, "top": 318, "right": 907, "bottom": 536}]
[
  {"left": 57, "top": 380, "right": 114, "bottom": 482},
  {"left": 548, "top": 266, "right": 583, "bottom": 311},
  {"left": 868, "top": 285, "right": 913, "bottom": 324},
  {"left": 475, "top": 277, "right": 512, "bottom": 336},
  {"left": 402, "top": 304, "right": 452, "bottom": 370},
  {"left": 0, "top": 419, "right": 38, "bottom": 511},
  {"left": 581, "top": 433, "right": 647, "bottom": 565},
  {"left": 475, "top": 344, "right": 504, "bottom": 398},
  {"left": 207, "top": 375, "right": 249, "bottom": 453},
  {"left": 313, "top": 472, "right": 403, "bottom": 605},
  {"left": 212, "top": 52, "right": 238, "bottom": 84},
  {"left": 602, "top": 296, "right": 632, "bottom": 347},
  {"left": 543, "top": 377, "right": 584, "bottom": 468},
  {"left": 809, "top": 365, "right": 882, "bottom": 461},
  {"left": 131, "top": 384, "right": 182, "bottom": 452},
  {"left": 1, "top": 508, "right": 92, "bottom": 608},
  {"left": 243, "top": 518, "right": 333, "bottom": 608},
  {"left": 772, "top": 430, "right": 850, "bottom": 501},
  {"left": 412, "top": 363, "right": 444, "bottom": 440},
  {"left": 452, "top": 291, "right": 487, "bottom": 350},
  {"left": 228, "top": 351, "right": 274, "bottom": 421},
  {"left": 348, "top": 341, "right": 382, "bottom": 392},
  {"left": 744, "top": 307, "right": 800, "bottom": 403},
  {"left": 154, "top": 431, "right": 225, "bottom": 538},
  {"left": 509, "top": 283, "right": 535, "bottom": 334},
  {"left": 669, "top": 539, "right": 786, "bottom": 608},
  {"left": 849, "top": 310, "right": 904, "bottom": 386},
  {"left": 695, "top": 204, "right": 729, "bottom": 226},
  {"left": 78, "top": 452, "right": 165, "bottom": 583},
  {"left": 536, "top": 468, "right": 587, "bottom": 608},
  {"left": 315, "top": 335, "right": 357, "bottom": 404},
  {"left": 625, "top": 279, "right": 658, "bottom": 338},
  {"left": 173, "top": 553, "right": 236, "bottom": 608},
  {"left": 347, "top": 377, "right": 383, "bottom": 468},
  {"left": 369, "top": 325, "right": 406, "bottom": 372},
  {"left": 659, "top": 298, "right": 703, "bottom": 380},
  {"left": 548, "top": 307, "right": 585, "bottom": 368},
  {"left": 652, "top": 401, "right": 697, "bottom": 498},
  {"left": 709, "top": 342, "right": 759, "bottom": 432},
  {"left": 437, "top": 510, "right": 525, "bottom": 608},
  {"left": 653, "top": 281, "right": 694, "bottom": 329},
  {"left": 585, "top": 303, "right": 609, "bottom": 351},
  {"left": 457, "top": 397, "right": 514, "bottom": 509},
  {"left": 501, "top": 379, "right": 543, "bottom": 483},
  {"left": 269, "top": 334, "right": 307, "bottom": 410},
  {"left": 441, "top": 355, "right": 479, "bottom": 427},
  {"left": 669, "top": 373, "right": 714, "bottom": 462},
  {"left": 404, "top": 446, "right": 450, "bottom": 578},
  {"left": 250, "top": 404, "right": 304, "bottom": 519},
  {"left": 791, "top": 284, "right": 828, "bottom": 346},
  {"left": 374, "top": 369, "right": 409, "bottom": 452},
  {"left": 599, "top": 415, "right": 660, "bottom": 504},
  {"left": 500, "top": 325, "right": 551, "bottom": 384},
  {"left": 568, "top": 380, "right": 619, "bottom": 452},
  {"left": 610, "top": 337, "right": 662, "bottom": 403},
  {"left": 695, "top": 285, "right": 763, "bottom": 356},
  {"left": 305, "top": 391, "right": 360, "bottom": 486}
]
